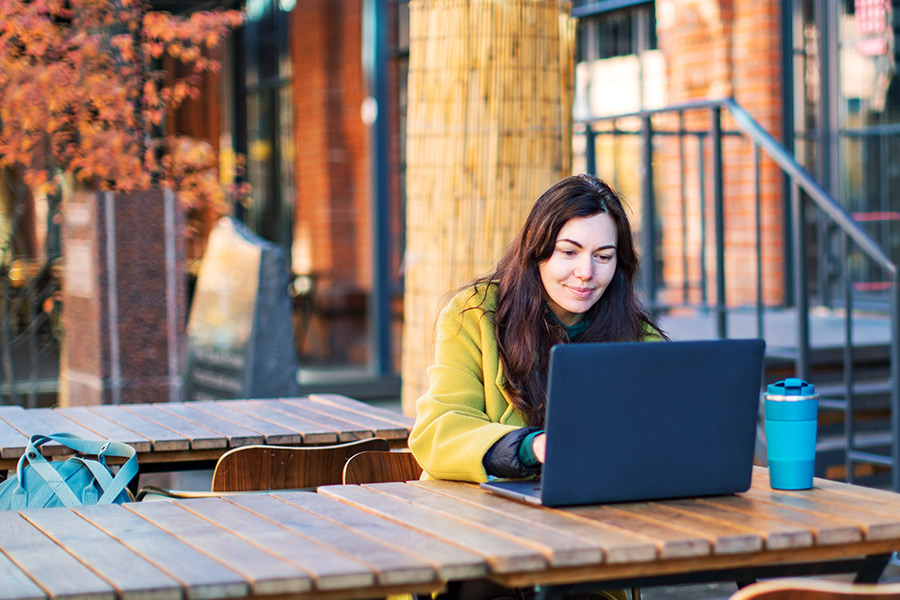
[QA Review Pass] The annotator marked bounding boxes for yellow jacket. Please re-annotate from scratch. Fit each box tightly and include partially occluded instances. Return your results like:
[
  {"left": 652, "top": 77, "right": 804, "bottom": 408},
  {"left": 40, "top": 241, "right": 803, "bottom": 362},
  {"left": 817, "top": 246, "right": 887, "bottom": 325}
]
[
  {"left": 409, "top": 282, "right": 662, "bottom": 483},
  {"left": 409, "top": 283, "right": 527, "bottom": 482}
]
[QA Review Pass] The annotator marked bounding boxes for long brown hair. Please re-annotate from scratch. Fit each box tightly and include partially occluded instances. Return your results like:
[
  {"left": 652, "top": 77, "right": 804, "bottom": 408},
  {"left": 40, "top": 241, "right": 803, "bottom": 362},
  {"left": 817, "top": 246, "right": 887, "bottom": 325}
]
[{"left": 472, "top": 174, "right": 665, "bottom": 426}]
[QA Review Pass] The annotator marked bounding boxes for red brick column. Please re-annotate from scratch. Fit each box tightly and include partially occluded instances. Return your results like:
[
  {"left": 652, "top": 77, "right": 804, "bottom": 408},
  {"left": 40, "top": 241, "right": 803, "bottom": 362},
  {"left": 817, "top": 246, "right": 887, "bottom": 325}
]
[
  {"left": 290, "top": 0, "right": 372, "bottom": 363},
  {"left": 59, "top": 185, "right": 186, "bottom": 405},
  {"left": 655, "top": 0, "right": 786, "bottom": 306}
]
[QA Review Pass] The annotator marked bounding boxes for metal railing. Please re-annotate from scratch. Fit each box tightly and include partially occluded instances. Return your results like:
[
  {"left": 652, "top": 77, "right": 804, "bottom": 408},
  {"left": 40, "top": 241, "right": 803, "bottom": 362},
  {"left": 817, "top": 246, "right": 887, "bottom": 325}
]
[{"left": 577, "top": 98, "right": 900, "bottom": 490}]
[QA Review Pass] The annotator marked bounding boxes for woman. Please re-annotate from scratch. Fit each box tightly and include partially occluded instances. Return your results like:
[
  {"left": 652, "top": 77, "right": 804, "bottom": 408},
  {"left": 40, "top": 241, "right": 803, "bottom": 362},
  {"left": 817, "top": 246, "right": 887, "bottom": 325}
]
[{"left": 410, "top": 173, "right": 666, "bottom": 483}]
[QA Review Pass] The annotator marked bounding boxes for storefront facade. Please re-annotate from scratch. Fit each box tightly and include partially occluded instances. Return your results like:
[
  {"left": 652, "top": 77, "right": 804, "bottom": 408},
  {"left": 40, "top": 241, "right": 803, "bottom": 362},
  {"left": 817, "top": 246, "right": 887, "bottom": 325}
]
[{"left": 197, "top": 0, "right": 898, "bottom": 392}]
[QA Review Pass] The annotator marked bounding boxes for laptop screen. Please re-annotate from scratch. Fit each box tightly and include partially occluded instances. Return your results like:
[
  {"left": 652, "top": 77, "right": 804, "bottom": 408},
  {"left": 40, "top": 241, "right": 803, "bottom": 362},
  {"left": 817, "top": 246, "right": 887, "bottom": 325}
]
[{"left": 536, "top": 338, "right": 765, "bottom": 506}]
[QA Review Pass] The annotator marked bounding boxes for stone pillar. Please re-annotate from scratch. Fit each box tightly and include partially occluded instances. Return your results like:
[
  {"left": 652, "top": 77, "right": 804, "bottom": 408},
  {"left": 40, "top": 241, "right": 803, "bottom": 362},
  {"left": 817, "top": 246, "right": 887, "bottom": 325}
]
[
  {"left": 401, "top": 0, "right": 576, "bottom": 414},
  {"left": 59, "top": 185, "right": 186, "bottom": 406}
]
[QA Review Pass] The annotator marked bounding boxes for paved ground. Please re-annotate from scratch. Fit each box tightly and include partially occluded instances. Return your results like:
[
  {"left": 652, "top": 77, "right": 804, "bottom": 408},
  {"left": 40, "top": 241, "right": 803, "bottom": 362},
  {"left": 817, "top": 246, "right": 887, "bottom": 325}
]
[
  {"left": 656, "top": 307, "right": 891, "bottom": 351},
  {"left": 640, "top": 559, "right": 900, "bottom": 600}
]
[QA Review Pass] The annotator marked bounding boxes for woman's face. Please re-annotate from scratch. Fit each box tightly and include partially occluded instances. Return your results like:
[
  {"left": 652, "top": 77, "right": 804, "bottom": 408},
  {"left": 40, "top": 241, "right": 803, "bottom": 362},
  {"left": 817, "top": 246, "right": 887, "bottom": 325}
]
[{"left": 538, "top": 213, "right": 618, "bottom": 326}]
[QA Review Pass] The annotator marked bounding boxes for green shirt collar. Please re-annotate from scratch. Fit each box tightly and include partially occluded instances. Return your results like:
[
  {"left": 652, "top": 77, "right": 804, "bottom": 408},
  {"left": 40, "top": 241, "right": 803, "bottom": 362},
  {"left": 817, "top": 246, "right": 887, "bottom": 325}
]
[{"left": 546, "top": 307, "right": 591, "bottom": 340}]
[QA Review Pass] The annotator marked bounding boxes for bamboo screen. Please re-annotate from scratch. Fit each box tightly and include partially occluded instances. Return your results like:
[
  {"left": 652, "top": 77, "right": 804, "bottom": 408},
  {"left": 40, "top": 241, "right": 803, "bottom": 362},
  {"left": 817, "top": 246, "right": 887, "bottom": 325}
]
[{"left": 401, "top": 0, "right": 576, "bottom": 415}]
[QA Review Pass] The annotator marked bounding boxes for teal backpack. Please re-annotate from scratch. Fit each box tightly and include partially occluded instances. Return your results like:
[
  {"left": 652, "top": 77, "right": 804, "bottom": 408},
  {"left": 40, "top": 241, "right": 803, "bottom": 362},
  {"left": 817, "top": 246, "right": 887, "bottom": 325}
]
[{"left": 0, "top": 433, "right": 137, "bottom": 510}]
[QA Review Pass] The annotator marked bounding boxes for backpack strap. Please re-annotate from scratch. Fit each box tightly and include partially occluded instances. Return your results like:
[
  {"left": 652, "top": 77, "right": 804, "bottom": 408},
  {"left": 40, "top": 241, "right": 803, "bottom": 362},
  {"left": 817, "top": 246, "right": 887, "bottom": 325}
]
[
  {"left": 16, "top": 437, "right": 82, "bottom": 508},
  {"left": 19, "top": 433, "right": 138, "bottom": 507},
  {"left": 86, "top": 441, "right": 138, "bottom": 504}
]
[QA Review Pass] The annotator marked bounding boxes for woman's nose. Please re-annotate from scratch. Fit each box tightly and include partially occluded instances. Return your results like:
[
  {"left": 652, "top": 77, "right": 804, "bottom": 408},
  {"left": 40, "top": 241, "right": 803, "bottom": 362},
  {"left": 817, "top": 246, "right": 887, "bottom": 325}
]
[{"left": 574, "top": 257, "right": 593, "bottom": 280}]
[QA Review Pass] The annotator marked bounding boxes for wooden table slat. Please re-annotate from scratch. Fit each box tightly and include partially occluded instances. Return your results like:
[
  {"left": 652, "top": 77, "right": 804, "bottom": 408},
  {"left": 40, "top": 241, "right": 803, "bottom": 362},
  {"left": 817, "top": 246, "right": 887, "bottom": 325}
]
[
  {"left": 75, "top": 503, "right": 248, "bottom": 600},
  {"left": 368, "top": 480, "right": 606, "bottom": 567},
  {"left": 190, "top": 401, "right": 303, "bottom": 444},
  {"left": 747, "top": 476, "right": 900, "bottom": 540},
  {"left": 21, "top": 507, "right": 182, "bottom": 600},
  {"left": 306, "top": 394, "right": 415, "bottom": 430},
  {"left": 29, "top": 408, "right": 106, "bottom": 441},
  {"left": 771, "top": 485, "right": 900, "bottom": 524},
  {"left": 264, "top": 490, "right": 486, "bottom": 581},
  {"left": 0, "top": 407, "right": 72, "bottom": 458},
  {"left": 563, "top": 503, "right": 712, "bottom": 560},
  {"left": 153, "top": 404, "right": 265, "bottom": 447},
  {"left": 0, "top": 547, "right": 47, "bottom": 600},
  {"left": 698, "top": 493, "right": 862, "bottom": 546},
  {"left": 173, "top": 495, "right": 376, "bottom": 591},
  {"left": 221, "top": 492, "right": 437, "bottom": 586},
  {"left": 609, "top": 502, "right": 763, "bottom": 554},
  {"left": 52, "top": 407, "right": 152, "bottom": 452},
  {"left": 87, "top": 405, "right": 192, "bottom": 451},
  {"left": 811, "top": 474, "right": 900, "bottom": 506},
  {"left": 125, "top": 500, "right": 310, "bottom": 595},
  {"left": 298, "top": 396, "right": 412, "bottom": 439},
  {"left": 229, "top": 400, "right": 341, "bottom": 444},
  {"left": 319, "top": 483, "right": 548, "bottom": 573},
  {"left": 119, "top": 404, "right": 228, "bottom": 450},
  {"left": 0, "top": 406, "right": 35, "bottom": 459},
  {"left": 268, "top": 401, "right": 373, "bottom": 442},
  {"left": 0, "top": 510, "right": 115, "bottom": 600},
  {"left": 412, "top": 480, "right": 659, "bottom": 564},
  {"left": 755, "top": 469, "right": 900, "bottom": 530},
  {"left": 644, "top": 497, "right": 815, "bottom": 551}
]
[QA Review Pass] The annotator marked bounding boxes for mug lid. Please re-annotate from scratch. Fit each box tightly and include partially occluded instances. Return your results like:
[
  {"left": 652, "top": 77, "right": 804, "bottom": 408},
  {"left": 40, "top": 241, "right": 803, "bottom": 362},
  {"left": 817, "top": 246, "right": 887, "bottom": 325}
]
[{"left": 767, "top": 377, "right": 816, "bottom": 396}]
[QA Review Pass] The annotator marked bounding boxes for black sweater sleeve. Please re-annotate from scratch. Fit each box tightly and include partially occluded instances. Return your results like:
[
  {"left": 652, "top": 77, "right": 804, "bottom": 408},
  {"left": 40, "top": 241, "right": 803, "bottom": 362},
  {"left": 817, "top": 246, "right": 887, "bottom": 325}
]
[{"left": 482, "top": 426, "right": 543, "bottom": 478}]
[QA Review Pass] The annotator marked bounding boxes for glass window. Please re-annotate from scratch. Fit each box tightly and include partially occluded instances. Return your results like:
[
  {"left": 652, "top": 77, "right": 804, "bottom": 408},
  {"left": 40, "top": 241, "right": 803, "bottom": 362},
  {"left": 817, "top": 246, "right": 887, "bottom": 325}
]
[
  {"left": 241, "top": 0, "right": 294, "bottom": 250},
  {"left": 576, "top": 2, "right": 657, "bottom": 62},
  {"left": 791, "top": 0, "right": 900, "bottom": 300}
]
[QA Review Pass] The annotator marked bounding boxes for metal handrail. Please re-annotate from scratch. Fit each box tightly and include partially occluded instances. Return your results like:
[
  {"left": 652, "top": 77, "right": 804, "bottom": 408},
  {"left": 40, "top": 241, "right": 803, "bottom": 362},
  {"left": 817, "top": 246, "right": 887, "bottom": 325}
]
[
  {"left": 724, "top": 99, "right": 894, "bottom": 270},
  {"left": 577, "top": 97, "right": 900, "bottom": 490},
  {"left": 579, "top": 98, "right": 894, "bottom": 271}
]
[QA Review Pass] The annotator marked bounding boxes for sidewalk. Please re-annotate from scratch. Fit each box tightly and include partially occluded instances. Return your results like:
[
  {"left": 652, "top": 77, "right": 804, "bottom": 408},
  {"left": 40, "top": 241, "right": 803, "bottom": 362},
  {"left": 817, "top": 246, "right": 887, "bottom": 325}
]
[{"left": 641, "top": 559, "right": 900, "bottom": 600}]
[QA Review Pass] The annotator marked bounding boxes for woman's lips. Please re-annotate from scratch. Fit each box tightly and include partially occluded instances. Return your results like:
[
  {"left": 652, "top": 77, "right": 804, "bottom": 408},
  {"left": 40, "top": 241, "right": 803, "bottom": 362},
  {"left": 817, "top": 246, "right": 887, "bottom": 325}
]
[{"left": 567, "top": 286, "right": 594, "bottom": 299}]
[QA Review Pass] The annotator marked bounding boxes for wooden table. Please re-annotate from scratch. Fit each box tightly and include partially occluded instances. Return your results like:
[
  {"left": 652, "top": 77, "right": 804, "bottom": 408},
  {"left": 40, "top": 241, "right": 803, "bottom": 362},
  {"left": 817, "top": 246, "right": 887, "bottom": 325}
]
[
  {"left": 0, "top": 489, "right": 456, "bottom": 600},
  {"left": 3, "top": 467, "right": 900, "bottom": 600},
  {"left": 321, "top": 467, "right": 900, "bottom": 598},
  {"left": 0, "top": 394, "right": 413, "bottom": 475}
]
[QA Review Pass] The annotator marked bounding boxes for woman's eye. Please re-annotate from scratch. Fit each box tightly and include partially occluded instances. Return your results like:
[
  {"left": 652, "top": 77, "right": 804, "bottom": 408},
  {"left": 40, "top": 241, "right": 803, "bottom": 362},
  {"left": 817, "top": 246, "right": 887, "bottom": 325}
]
[
  {"left": 594, "top": 254, "right": 612, "bottom": 263},
  {"left": 560, "top": 249, "right": 577, "bottom": 257}
]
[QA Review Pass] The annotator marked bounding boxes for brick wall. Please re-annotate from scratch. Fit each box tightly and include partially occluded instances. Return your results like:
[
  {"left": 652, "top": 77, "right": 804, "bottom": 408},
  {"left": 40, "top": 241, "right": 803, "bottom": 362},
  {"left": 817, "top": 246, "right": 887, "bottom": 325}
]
[
  {"left": 656, "top": 0, "right": 787, "bottom": 306},
  {"left": 290, "top": 0, "right": 373, "bottom": 363}
]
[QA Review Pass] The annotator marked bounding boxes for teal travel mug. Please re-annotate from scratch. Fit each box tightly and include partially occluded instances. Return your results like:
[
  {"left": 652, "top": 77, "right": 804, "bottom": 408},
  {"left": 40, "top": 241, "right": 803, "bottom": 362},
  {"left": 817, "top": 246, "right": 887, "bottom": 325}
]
[{"left": 764, "top": 378, "right": 819, "bottom": 490}]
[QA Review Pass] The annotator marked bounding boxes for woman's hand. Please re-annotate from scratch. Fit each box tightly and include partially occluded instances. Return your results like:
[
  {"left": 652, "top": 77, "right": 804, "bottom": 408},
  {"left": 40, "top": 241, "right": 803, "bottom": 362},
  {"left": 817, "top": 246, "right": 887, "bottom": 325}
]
[{"left": 532, "top": 433, "right": 547, "bottom": 463}]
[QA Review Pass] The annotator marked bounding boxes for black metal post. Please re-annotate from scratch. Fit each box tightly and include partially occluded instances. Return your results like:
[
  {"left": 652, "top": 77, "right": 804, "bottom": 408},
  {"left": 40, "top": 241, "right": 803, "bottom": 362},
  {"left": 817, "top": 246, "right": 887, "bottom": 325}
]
[
  {"left": 892, "top": 277, "right": 900, "bottom": 491},
  {"left": 612, "top": 123, "right": 621, "bottom": 190},
  {"left": 780, "top": 0, "right": 795, "bottom": 307},
  {"left": 640, "top": 116, "right": 657, "bottom": 309},
  {"left": 842, "top": 233, "right": 855, "bottom": 483},
  {"left": 754, "top": 143, "right": 763, "bottom": 338},
  {"left": 711, "top": 106, "right": 727, "bottom": 338},
  {"left": 584, "top": 125, "right": 596, "bottom": 176},
  {"left": 680, "top": 112, "right": 689, "bottom": 304},
  {"left": 363, "top": 0, "right": 392, "bottom": 376},
  {"left": 791, "top": 182, "right": 810, "bottom": 380},
  {"left": 698, "top": 136, "right": 708, "bottom": 308}
]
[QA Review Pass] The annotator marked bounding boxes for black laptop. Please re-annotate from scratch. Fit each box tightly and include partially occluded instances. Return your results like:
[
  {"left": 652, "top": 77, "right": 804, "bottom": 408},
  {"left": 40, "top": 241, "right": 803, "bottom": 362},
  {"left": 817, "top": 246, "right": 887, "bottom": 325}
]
[{"left": 480, "top": 338, "right": 766, "bottom": 507}]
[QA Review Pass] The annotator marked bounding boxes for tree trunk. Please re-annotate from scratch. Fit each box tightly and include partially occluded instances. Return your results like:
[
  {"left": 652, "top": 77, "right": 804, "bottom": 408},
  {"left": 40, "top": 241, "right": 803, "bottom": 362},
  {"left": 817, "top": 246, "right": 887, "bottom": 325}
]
[{"left": 401, "top": 0, "right": 575, "bottom": 414}]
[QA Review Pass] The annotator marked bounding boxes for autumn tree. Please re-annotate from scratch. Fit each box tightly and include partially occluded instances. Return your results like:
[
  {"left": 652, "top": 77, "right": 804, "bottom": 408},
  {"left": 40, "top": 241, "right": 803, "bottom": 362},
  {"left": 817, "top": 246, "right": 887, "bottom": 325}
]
[
  {"left": 0, "top": 0, "right": 245, "bottom": 407},
  {"left": 0, "top": 0, "right": 244, "bottom": 205}
]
